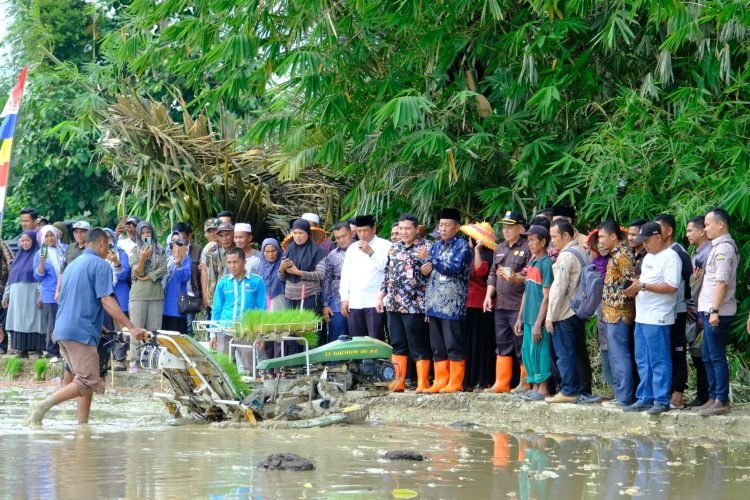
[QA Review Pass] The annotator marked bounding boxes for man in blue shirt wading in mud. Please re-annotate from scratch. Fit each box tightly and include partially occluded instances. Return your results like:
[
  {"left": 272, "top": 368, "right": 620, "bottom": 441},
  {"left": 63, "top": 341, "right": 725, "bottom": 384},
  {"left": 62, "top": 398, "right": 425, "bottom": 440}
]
[{"left": 26, "top": 229, "right": 148, "bottom": 428}]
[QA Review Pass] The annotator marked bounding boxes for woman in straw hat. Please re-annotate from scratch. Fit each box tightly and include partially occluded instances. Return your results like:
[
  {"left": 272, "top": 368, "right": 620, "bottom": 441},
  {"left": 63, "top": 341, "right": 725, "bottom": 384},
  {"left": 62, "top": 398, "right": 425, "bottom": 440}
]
[{"left": 460, "top": 222, "right": 498, "bottom": 390}]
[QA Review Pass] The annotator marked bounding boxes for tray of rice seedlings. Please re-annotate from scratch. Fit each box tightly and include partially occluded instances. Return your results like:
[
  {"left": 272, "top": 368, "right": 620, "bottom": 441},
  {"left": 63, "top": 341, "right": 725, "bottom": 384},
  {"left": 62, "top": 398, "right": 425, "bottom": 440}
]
[
  {"left": 33, "top": 359, "right": 49, "bottom": 382},
  {"left": 3, "top": 358, "right": 23, "bottom": 380},
  {"left": 211, "top": 352, "right": 251, "bottom": 398},
  {"left": 238, "top": 310, "right": 322, "bottom": 347}
]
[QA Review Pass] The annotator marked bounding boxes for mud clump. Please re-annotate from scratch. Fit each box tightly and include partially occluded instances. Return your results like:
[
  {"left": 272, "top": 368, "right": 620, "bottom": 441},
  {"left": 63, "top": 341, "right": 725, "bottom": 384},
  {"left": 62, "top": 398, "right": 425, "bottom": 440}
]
[
  {"left": 258, "top": 453, "right": 315, "bottom": 471},
  {"left": 383, "top": 450, "right": 425, "bottom": 461}
]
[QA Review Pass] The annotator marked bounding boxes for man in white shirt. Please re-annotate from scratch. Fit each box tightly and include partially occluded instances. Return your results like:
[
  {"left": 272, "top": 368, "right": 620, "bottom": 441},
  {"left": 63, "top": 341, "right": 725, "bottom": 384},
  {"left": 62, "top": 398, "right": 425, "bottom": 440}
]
[
  {"left": 233, "top": 223, "right": 261, "bottom": 275},
  {"left": 623, "top": 222, "right": 681, "bottom": 415},
  {"left": 339, "top": 215, "right": 390, "bottom": 340},
  {"left": 116, "top": 216, "right": 139, "bottom": 255}
]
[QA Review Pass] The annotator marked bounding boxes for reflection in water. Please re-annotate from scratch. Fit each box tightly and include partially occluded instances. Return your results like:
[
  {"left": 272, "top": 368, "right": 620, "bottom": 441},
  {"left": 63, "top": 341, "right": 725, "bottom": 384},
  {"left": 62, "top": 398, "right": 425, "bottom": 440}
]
[{"left": 1, "top": 392, "right": 749, "bottom": 498}]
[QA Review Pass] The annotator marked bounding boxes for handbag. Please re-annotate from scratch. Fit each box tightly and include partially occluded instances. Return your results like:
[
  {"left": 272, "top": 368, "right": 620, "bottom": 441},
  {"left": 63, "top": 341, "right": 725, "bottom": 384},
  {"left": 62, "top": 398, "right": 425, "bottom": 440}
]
[{"left": 178, "top": 293, "right": 203, "bottom": 314}]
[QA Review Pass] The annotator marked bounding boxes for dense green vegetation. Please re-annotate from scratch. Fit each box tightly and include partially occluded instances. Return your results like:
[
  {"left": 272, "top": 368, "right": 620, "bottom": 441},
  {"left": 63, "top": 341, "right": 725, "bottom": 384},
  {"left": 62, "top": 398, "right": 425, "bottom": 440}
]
[{"left": 2, "top": 1, "right": 749, "bottom": 348}]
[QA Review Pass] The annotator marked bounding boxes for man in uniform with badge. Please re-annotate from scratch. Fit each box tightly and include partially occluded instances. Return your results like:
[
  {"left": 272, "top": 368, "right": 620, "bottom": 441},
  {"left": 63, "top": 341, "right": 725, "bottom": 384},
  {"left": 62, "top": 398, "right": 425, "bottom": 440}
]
[{"left": 483, "top": 211, "right": 531, "bottom": 393}]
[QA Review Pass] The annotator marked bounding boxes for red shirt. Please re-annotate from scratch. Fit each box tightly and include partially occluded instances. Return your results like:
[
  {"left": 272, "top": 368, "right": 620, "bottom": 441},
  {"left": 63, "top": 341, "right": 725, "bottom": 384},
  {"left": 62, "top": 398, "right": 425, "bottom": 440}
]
[{"left": 467, "top": 261, "right": 492, "bottom": 309}]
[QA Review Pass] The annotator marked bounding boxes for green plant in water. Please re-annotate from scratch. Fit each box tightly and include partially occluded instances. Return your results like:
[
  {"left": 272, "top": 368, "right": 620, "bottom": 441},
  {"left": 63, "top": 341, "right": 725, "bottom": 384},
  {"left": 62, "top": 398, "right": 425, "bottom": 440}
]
[
  {"left": 3, "top": 358, "right": 23, "bottom": 380},
  {"left": 212, "top": 352, "right": 251, "bottom": 398},
  {"left": 239, "top": 309, "right": 321, "bottom": 348},
  {"left": 33, "top": 359, "right": 49, "bottom": 382}
]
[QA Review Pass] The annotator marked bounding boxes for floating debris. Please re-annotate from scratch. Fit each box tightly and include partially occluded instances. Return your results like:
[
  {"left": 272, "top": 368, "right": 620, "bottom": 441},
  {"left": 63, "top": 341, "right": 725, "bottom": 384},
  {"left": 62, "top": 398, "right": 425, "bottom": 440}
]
[
  {"left": 258, "top": 453, "right": 314, "bottom": 471},
  {"left": 384, "top": 450, "right": 425, "bottom": 461}
]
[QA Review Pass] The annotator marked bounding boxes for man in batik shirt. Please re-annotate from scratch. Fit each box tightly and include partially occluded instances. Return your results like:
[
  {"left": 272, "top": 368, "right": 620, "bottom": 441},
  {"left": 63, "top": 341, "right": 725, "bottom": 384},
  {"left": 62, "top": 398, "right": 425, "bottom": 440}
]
[{"left": 420, "top": 208, "right": 472, "bottom": 393}]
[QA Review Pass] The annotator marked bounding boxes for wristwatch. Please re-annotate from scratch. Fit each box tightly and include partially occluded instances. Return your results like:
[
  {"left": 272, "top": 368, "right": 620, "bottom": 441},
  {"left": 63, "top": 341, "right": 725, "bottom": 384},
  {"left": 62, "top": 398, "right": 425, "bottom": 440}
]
[{"left": 709, "top": 307, "right": 718, "bottom": 315}]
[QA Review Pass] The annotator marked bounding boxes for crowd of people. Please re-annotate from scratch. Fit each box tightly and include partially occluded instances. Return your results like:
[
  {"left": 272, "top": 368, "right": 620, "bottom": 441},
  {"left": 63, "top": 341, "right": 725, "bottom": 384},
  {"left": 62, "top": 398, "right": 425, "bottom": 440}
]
[{"left": 0, "top": 204, "right": 743, "bottom": 418}]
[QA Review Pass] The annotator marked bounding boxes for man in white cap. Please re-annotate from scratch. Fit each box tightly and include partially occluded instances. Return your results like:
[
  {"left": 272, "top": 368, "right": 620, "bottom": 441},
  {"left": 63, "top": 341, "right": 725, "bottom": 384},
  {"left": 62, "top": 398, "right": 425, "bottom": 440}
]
[
  {"left": 66, "top": 221, "right": 91, "bottom": 264},
  {"left": 301, "top": 212, "right": 334, "bottom": 254},
  {"left": 233, "top": 222, "right": 261, "bottom": 275}
]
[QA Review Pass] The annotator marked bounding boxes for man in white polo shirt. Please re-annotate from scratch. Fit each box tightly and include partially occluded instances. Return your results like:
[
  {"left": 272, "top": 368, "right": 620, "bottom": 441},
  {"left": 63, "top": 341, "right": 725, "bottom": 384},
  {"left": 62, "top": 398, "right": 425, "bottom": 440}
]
[
  {"left": 339, "top": 215, "right": 390, "bottom": 340},
  {"left": 623, "top": 222, "right": 681, "bottom": 415}
]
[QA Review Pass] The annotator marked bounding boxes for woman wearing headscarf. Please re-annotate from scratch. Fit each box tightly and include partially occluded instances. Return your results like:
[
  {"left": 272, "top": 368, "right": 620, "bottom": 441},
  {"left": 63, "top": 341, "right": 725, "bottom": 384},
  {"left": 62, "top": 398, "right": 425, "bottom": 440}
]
[
  {"left": 258, "top": 238, "right": 286, "bottom": 364},
  {"left": 33, "top": 225, "right": 66, "bottom": 361},
  {"left": 278, "top": 219, "right": 326, "bottom": 313},
  {"left": 128, "top": 221, "right": 167, "bottom": 372},
  {"left": 2, "top": 230, "right": 43, "bottom": 358},
  {"left": 259, "top": 238, "right": 286, "bottom": 311},
  {"left": 161, "top": 231, "right": 192, "bottom": 334},
  {"left": 279, "top": 220, "right": 326, "bottom": 352}
]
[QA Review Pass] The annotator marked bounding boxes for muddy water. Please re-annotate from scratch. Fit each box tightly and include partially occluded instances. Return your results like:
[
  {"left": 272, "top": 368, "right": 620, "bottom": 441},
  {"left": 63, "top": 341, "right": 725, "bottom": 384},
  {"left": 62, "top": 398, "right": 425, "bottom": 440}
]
[{"left": 2, "top": 389, "right": 750, "bottom": 498}]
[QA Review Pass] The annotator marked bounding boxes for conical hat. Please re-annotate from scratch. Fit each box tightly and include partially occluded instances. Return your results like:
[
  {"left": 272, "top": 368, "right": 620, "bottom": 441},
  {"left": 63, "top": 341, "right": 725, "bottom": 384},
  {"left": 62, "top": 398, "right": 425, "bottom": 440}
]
[
  {"left": 460, "top": 221, "right": 497, "bottom": 251},
  {"left": 280, "top": 227, "right": 328, "bottom": 252}
]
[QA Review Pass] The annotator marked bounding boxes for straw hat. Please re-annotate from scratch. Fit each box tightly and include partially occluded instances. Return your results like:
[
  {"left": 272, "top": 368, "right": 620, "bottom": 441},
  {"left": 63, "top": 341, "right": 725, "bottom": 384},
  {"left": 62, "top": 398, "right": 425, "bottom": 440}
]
[
  {"left": 281, "top": 227, "right": 328, "bottom": 252},
  {"left": 460, "top": 222, "right": 497, "bottom": 251}
]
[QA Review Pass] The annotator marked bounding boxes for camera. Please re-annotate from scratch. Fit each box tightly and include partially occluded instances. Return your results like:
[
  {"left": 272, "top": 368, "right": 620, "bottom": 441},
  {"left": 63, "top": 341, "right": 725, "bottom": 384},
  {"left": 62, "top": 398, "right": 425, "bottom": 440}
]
[{"left": 108, "top": 243, "right": 115, "bottom": 252}]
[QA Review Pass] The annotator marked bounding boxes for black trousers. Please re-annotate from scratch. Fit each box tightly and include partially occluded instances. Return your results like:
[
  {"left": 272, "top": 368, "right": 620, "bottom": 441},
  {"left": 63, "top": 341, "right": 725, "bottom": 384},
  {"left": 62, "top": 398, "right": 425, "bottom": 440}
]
[
  {"left": 574, "top": 317, "right": 592, "bottom": 395},
  {"left": 429, "top": 317, "right": 465, "bottom": 362},
  {"left": 348, "top": 307, "right": 385, "bottom": 341},
  {"left": 494, "top": 309, "right": 522, "bottom": 359},
  {"left": 691, "top": 354, "right": 709, "bottom": 403},
  {"left": 387, "top": 312, "right": 431, "bottom": 360},
  {"left": 671, "top": 312, "right": 688, "bottom": 393},
  {"left": 0, "top": 308, "right": 7, "bottom": 352},
  {"left": 162, "top": 315, "right": 188, "bottom": 335}
]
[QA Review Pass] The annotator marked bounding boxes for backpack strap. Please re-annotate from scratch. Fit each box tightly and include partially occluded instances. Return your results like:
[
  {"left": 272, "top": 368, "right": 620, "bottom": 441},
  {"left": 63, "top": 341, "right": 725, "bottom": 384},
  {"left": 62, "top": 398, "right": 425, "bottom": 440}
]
[{"left": 562, "top": 247, "right": 588, "bottom": 268}]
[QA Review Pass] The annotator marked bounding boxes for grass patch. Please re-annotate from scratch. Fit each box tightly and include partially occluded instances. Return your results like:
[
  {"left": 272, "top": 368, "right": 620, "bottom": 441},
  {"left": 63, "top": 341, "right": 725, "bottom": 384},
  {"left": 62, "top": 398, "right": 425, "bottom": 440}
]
[
  {"left": 33, "top": 359, "right": 49, "bottom": 381},
  {"left": 211, "top": 352, "right": 251, "bottom": 398},
  {"left": 238, "top": 309, "right": 321, "bottom": 348},
  {"left": 3, "top": 358, "right": 23, "bottom": 380}
]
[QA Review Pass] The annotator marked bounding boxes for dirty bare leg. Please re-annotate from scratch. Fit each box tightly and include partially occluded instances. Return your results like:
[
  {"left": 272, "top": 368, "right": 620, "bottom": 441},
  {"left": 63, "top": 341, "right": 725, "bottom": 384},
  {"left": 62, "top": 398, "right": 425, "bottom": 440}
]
[
  {"left": 26, "top": 382, "right": 83, "bottom": 427},
  {"left": 77, "top": 393, "right": 94, "bottom": 424}
]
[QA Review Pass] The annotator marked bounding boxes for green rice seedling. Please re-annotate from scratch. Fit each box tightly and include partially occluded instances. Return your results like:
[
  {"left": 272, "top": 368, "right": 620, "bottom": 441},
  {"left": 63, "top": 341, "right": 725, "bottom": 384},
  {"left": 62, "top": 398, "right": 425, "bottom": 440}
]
[
  {"left": 212, "top": 352, "right": 251, "bottom": 398},
  {"left": 33, "top": 359, "right": 49, "bottom": 381},
  {"left": 239, "top": 309, "right": 321, "bottom": 347},
  {"left": 3, "top": 358, "right": 23, "bottom": 380}
]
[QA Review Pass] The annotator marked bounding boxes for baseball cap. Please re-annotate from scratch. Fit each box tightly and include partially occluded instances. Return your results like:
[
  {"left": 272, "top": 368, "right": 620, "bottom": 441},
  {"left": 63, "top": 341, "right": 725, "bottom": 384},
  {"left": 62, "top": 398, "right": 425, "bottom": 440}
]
[
  {"left": 522, "top": 225, "right": 550, "bottom": 241},
  {"left": 72, "top": 221, "right": 91, "bottom": 231},
  {"left": 634, "top": 222, "right": 662, "bottom": 244},
  {"left": 125, "top": 216, "right": 141, "bottom": 225},
  {"left": 216, "top": 223, "right": 234, "bottom": 233},
  {"left": 204, "top": 218, "right": 219, "bottom": 231}
]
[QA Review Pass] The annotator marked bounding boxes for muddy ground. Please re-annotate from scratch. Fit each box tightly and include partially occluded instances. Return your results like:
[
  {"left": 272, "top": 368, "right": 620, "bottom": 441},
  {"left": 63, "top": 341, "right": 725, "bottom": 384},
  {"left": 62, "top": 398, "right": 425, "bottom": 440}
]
[{"left": 3, "top": 358, "right": 749, "bottom": 442}]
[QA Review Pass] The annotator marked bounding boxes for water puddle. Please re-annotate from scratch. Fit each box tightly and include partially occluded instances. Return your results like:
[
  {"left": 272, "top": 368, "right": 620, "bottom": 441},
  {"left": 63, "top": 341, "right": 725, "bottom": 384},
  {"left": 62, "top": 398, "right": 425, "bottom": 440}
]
[{"left": 2, "top": 388, "right": 750, "bottom": 497}]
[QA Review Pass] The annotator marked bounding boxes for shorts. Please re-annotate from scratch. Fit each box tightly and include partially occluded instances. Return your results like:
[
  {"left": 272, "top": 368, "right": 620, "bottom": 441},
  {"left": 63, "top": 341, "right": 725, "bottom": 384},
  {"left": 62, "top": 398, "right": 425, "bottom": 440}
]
[{"left": 59, "top": 340, "right": 101, "bottom": 396}]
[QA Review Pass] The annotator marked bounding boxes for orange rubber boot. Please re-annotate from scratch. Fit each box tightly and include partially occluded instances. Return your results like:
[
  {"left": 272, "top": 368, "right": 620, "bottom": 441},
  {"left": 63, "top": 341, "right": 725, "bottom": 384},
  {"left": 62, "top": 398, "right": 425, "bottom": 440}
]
[
  {"left": 484, "top": 356, "right": 513, "bottom": 393},
  {"left": 415, "top": 360, "right": 432, "bottom": 392},
  {"left": 423, "top": 360, "right": 450, "bottom": 393},
  {"left": 440, "top": 360, "right": 466, "bottom": 393},
  {"left": 388, "top": 354, "right": 408, "bottom": 392}
]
